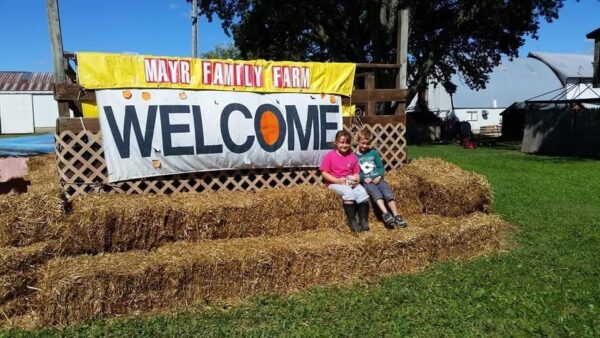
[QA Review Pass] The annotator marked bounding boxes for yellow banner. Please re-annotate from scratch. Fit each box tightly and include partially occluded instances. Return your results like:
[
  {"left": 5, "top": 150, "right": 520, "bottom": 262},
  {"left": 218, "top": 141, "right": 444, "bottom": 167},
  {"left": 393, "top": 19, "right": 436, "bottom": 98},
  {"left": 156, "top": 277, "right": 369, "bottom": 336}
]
[{"left": 77, "top": 52, "right": 356, "bottom": 96}]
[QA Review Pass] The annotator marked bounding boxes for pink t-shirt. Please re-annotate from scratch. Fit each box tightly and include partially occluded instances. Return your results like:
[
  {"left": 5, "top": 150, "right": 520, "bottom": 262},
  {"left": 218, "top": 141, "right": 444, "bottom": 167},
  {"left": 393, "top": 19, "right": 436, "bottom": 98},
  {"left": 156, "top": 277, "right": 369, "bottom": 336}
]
[{"left": 319, "top": 150, "right": 360, "bottom": 181}]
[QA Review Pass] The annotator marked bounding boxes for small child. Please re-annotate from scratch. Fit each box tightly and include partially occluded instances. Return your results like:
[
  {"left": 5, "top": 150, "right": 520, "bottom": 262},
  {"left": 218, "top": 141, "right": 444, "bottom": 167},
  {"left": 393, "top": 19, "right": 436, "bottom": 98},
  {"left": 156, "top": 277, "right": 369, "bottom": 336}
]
[
  {"left": 355, "top": 129, "right": 408, "bottom": 228},
  {"left": 319, "top": 130, "right": 370, "bottom": 232}
]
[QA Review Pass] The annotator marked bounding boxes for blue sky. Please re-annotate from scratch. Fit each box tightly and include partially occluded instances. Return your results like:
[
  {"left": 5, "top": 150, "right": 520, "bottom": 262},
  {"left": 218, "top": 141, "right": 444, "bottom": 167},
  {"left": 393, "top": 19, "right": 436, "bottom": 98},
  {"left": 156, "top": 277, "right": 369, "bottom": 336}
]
[{"left": 0, "top": 0, "right": 598, "bottom": 72}]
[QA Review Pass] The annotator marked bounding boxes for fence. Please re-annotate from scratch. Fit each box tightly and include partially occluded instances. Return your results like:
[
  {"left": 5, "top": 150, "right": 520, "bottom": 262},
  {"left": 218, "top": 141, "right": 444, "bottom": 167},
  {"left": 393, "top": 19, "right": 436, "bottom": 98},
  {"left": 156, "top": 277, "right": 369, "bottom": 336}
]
[{"left": 55, "top": 116, "right": 406, "bottom": 200}]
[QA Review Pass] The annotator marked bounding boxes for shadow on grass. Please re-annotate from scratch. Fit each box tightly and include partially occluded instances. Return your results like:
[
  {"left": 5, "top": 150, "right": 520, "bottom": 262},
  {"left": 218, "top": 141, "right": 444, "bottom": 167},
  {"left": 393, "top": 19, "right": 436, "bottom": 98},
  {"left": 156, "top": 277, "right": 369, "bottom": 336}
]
[
  {"left": 412, "top": 140, "right": 599, "bottom": 163},
  {"left": 524, "top": 153, "right": 600, "bottom": 163},
  {"left": 477, "top": 141, "right": 521, "bottom": 151}
]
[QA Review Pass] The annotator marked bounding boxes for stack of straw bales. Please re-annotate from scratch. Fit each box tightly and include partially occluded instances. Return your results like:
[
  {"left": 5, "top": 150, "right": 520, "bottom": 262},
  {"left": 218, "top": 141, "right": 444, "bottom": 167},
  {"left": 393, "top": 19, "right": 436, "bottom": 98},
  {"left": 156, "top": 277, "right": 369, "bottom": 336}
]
[
  {"left": 36, "top": 213, "right": 509, "bottom": 326},
  {"left": 0, "top": 154, "right": 510, "bottom": 328},
  {"left": 0, "top": 155, "right": 63, "bottom": 322}
]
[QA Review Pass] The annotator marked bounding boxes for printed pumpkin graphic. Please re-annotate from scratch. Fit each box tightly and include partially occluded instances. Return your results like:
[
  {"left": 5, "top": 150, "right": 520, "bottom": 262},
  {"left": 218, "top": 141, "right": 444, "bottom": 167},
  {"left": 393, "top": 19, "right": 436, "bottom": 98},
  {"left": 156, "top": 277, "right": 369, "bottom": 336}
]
[{"left": 259, "top": 111, "right": 279, "bottom": 146}]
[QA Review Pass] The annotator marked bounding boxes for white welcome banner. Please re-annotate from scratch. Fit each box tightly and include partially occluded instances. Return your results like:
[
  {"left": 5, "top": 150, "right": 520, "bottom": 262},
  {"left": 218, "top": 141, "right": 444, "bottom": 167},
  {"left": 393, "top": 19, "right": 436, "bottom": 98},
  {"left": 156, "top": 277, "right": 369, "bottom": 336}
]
[{"left": 97, "top": 89, "right": 342, "bottom": 182}]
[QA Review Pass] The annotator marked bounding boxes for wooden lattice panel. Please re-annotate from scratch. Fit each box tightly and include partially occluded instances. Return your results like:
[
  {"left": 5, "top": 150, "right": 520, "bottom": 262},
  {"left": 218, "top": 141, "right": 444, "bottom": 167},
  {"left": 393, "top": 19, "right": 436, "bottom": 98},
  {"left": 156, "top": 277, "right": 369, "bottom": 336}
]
[
  {"left": 55, "top": 122, "right": 406, "bottom": 200},
  {"left": 346, "top": 122, "right": 407, "bottom": 171}
]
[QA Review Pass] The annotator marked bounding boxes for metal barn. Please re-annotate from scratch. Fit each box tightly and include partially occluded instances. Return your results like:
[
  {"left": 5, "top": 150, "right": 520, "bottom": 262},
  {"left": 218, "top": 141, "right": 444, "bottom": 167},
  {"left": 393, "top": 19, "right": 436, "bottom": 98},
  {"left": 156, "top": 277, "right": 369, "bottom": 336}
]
[{"left": 0, "top": 72, "right": 58, "bottom": 134}]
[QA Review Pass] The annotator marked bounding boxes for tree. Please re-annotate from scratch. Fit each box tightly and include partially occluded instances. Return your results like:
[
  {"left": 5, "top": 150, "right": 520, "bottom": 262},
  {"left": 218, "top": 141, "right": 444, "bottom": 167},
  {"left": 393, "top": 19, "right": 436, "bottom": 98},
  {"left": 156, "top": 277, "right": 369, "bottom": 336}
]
[
  {"left": 200, "top": 43, "right": 241, "bottom": 59},
  {"left": 189, "top": 0, "right": 564, "bottom": 103}
]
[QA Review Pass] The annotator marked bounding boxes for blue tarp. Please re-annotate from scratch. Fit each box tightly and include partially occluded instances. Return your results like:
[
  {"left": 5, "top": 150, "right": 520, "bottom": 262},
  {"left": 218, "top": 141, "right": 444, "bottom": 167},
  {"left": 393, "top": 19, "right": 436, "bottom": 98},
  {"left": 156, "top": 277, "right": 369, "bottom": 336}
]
[{"left": 0, "top": 134, "right": 54, "bottom": 156}]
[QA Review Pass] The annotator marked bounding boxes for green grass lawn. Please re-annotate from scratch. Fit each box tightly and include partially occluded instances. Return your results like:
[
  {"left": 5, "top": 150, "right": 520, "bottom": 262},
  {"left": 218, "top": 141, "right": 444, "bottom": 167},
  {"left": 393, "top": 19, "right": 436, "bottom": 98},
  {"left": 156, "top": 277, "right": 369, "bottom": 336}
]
[{"left": 4, "top": 145, "right": 600, "bottom": 337}]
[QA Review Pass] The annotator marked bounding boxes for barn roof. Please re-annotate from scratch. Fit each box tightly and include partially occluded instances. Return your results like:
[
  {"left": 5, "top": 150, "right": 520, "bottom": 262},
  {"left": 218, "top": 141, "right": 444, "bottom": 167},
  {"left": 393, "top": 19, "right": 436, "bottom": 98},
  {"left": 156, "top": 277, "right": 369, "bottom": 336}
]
[
  {"left": 586, "top": 27, "right": 600, "bottom": 39},
  {"left": 528, "top": 52, "right": 594, "bottom": 84},
  {"left": 451, "top": 57, "right": 563, "bottom": 109},
  {"left": 0, "top": 71, "right": 54, "bottom": 91}
]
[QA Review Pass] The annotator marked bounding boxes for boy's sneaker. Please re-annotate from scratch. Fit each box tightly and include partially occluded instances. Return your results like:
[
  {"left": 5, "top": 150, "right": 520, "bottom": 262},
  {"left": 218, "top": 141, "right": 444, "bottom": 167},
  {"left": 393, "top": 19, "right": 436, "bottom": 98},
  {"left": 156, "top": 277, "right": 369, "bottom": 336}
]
[
  {"left": 382, "top": 212, "right": 395, "bottom": 228},
  {"left": 394, "top": 215, "right": 408, "bottom": 228}
]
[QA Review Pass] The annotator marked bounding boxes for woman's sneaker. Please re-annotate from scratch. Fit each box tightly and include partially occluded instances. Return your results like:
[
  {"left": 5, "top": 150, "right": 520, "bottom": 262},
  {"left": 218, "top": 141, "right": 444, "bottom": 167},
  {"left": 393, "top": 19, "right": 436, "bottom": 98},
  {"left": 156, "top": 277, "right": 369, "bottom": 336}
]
[
  {"left": 394, "top": 215, "right": 408, "bottom": 228},
  {"left": 382, "top": 212, "right": 395, "bottom": 228}
]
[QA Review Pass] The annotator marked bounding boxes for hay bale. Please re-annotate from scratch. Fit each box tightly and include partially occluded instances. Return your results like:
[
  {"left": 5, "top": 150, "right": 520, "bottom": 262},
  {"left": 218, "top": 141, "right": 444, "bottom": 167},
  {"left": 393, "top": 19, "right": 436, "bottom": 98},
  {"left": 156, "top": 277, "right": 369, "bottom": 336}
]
[
  {"left": 0, "top": 293, "right": 37, "bottom": 329},
  {"left": 402, "top": 158, "right": 493, "bottom": 216},
  {"left": 0, "top": 242, "right": 56, "bottom": 276},
  {"left": 25, "top": 155, "right": 59, "bottom": 196},
  {"left": 0, "top": 242, "right": 55, "bottom": 308},
  {"left": 0, "top": 155, "right": 64, "bottom": 248},
  {"left": 0, "top": 298, "right": 30, "bottom": 326},
  {"left": 0, "top": 193, "right": 64, "bottom": 247},
  {"left": 59, "top": 186, "right": 345, "bottom": 254},
  {"left": 0, "top": 272, "right": 37, "bottom": 304},
  {"left": 385, "top": 169, "right": 424, "bottom": 216},
  {"left": 35, "top": 213, "right": 511, "bottom": 326}
]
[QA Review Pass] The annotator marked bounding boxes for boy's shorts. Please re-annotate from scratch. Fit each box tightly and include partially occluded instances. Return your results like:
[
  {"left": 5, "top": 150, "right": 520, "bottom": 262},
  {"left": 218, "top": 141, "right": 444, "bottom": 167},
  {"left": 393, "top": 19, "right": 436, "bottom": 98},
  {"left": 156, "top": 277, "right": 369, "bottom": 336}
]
[{"left": 363, "top": 180, "right": 395, "bottom": 202}]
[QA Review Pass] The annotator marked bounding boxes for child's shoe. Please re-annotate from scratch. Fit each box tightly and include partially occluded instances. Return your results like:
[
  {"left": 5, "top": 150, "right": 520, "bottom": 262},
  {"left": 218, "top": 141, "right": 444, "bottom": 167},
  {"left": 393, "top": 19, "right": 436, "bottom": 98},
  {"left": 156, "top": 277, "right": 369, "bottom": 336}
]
[
  {"left": 382, "top": 212, "right": 395, "bottom": 228},
  {"left": 394, "top": 215, "right": 408, "bottom": 228}
]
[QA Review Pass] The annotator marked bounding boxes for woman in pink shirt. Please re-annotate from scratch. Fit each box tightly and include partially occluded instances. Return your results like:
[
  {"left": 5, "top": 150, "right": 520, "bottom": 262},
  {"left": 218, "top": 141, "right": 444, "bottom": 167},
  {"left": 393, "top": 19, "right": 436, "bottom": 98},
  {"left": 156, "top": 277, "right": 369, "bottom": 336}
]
[{"left": 319, "top": 130, "right": 370, "bottom": 232}]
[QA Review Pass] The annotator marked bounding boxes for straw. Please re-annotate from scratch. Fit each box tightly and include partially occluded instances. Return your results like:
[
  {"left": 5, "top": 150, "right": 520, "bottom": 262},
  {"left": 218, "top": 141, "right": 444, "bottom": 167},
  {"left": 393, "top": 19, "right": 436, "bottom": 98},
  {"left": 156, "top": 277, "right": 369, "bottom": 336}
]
[{"left": 35, "top": 213, "right": 511, "bottom": 326}]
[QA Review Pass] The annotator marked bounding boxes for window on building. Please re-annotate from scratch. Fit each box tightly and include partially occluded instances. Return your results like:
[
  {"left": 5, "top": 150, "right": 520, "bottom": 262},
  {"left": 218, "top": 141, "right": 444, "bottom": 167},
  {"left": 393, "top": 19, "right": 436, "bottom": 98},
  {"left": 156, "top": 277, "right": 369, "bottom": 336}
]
[
  {"left": 467, "top": 110, "right": 478, "bottom": 121},
  {"left": 482, "top": 110, "right": 489, "bottom": 120}
]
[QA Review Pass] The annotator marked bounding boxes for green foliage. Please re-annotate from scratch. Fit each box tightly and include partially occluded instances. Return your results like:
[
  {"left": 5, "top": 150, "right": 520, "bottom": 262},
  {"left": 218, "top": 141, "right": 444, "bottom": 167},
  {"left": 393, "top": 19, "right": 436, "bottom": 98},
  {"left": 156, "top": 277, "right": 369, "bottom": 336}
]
[
  {"left": 200, "top": 43, "right": 240, "bottom": 60},
  {"left": 187, "top": 0, "right": 564, "bottom": 99},
  {"left": 4, "top": 145, "right": 600, "bottom": 337}
]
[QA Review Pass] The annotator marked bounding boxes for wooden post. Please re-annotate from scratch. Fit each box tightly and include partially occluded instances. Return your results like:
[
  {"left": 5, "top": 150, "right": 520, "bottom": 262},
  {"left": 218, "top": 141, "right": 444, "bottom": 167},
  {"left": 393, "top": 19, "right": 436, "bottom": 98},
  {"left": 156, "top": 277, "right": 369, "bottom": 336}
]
[
  {"left": 46, "top": 0, "right": 65, "bottom": 84},
  {"left": 192, "top": 0, "right": 198, "bottom": 58},
  {"left": 594, "top": 39, "right": 599, "bottom": 88},
  {"left": 395, "top": 8, "right": 409, "bottom": 116},
  {"left": 586, "top": 29, "right": 600, "bottom": 88},
  {"left": 365, "top": 73, "right": 376, "bottom": 115},
  {"left": 397, "top": 9, "right": 409, "bottom": 90},
  {"left": 46, "top": 0, "right": 69, "bottom": 117}
]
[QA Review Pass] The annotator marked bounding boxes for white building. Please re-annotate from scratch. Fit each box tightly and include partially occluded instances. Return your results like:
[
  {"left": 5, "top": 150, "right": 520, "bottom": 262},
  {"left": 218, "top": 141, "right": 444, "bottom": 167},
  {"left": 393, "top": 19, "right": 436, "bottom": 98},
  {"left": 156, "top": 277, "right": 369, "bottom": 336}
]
[
  {"left": 408, "top": 52, "right": 595, "bottom": 134},
  {"left": 0, "top": 72, "right": 59, "bottom": 134}
]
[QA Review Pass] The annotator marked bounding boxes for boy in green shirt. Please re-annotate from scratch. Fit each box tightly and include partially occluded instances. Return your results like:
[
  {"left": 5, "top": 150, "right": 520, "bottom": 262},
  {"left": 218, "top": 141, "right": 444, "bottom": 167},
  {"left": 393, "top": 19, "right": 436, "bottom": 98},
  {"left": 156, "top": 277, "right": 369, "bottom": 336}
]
[{"left": 355, "top": 129, "right": 408, "bottom": 228}]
